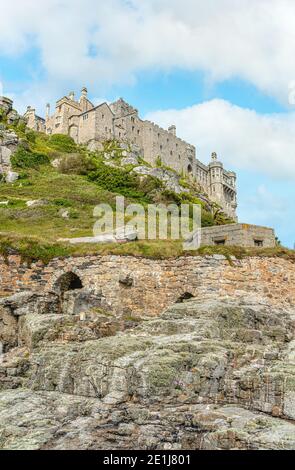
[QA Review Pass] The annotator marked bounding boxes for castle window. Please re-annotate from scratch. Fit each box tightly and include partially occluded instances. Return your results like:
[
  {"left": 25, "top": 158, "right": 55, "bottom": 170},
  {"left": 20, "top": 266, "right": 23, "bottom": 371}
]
[
  {"left": 102, "top": 114, "right": 104, "bottom": 119},
  {"left": 137, "top": 129, "right": 140, "bottom": 135},
  {"left": 160, "top": 145, "right": 163, "bottom": 151},
  {"left": 187, "top": 164, "right": 192, "bottom": 173},
  {"left": 254, "top": 240, "right": 264, "bottom": 247},
  {"left": 167, "top": 138, "right": 169, "bottom": 143},
  {"left": 158, "top": 133, "right": 160, "bottom": 138},
  {"left": 170, "top": 150, "right": 173, "bottom": 156},
  {"left": 132, "top": 126, "right": 135, "bottom": 131},
  {"left": 214, "top": 239, "right": 226, "bottom": 246},
  {"left": 179, "top": 155, "right": 181, "bottom": 159}
]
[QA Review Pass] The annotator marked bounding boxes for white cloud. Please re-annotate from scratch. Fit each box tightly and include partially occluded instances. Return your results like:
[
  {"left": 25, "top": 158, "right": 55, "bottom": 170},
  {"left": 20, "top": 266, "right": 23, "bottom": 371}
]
[
  {"left": 1, "top": 0, "right": 295, "bottom": 102},
  {"left": 146, "top": 99, "right": 295, "bottom": 180},
  {"left": 240, "top": 184, "right": 285, "bottom": 223}
]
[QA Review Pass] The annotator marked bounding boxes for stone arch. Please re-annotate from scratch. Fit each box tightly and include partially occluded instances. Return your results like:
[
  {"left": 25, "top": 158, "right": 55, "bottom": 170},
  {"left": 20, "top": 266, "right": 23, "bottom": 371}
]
[
  {"left": 54, "top": 271, "right": 83, "bottom": 294},
  {"left": 176, "top": 292, "right": 195, "bottom": 303},
  {"left": 69, "top": 124, "right": 79, "bottom": 143}
]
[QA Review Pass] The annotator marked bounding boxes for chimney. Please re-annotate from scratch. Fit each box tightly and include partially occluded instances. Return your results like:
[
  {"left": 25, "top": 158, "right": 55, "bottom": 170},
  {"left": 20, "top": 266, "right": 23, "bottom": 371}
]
[
  {"left": 69, "top": 91, "right": 75, "bottom": 101},
  {"left": 81, "top": 87, "right": 88, "bottom": 99},
  {"left": 46, "top": 103, "right": 50, "bottom": 119},
  {"left": 168, "top": 125, "right": 176, "bottom": 136}
]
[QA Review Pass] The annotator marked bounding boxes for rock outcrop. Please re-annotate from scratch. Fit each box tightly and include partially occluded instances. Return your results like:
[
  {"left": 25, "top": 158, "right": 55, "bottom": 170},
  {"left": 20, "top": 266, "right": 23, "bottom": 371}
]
[
  {"left": 0, "top": 291, "right": 295, "bottom": 450},
  {"left": 0, "top": 129, "right": 19, "bottom": 180}
]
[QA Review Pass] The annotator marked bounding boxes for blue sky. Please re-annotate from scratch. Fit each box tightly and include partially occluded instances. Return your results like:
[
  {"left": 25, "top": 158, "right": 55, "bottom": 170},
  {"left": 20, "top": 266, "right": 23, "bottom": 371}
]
[{"left": 0, "top": 0, "right": 294, "bottom": 247}]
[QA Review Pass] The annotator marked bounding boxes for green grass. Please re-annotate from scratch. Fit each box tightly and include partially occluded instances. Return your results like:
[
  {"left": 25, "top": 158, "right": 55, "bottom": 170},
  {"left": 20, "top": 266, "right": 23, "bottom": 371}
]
[
  {"left": 0, "top": 233, "right": 294, "bottom": 265},
  {"left": 1, "top": 126, "right": 288, "bottom": 263}
]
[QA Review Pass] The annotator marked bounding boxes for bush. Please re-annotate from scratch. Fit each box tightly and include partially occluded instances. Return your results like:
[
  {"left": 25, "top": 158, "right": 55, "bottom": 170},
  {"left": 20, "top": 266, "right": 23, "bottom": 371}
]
[
  {"left": 25, "top": 130, "right": 36, "bottom": 143},
  {"left": 201, "top": 210, "right": 215, "bottom": 227},
  {"left": 11, "top": 147, "right": 50, "bottom": 169},
  {"left": 48, "top": 134, "right": 76, "bottom": 153},
  {"left": 58, "top": 153, "right": 96, "bottom": 175},
  {"left": 88, "top": 162, "right": 151, "bottom": 201}
]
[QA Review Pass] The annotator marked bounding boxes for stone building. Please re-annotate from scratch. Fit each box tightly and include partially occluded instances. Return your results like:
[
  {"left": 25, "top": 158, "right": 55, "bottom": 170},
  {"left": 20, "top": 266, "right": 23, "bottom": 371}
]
[
  {"left": 23, "top": 106, "right": 45, "bottom": 132},
  {"left": 201, "top": 223, "right": 276, "bottom": 248},
  {"left": 24, "top": 88, "right": 238, "bottom": 218}
]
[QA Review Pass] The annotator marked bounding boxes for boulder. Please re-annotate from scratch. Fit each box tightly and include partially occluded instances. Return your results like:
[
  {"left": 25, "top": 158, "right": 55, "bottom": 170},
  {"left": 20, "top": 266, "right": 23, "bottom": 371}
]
[
  {"left": 87, "top": 140, "right": 104, "bottom": 152},
  {"left": 121, "top": 156, "right": 139, "bottom": 166},
  {"left": 26, "top": 199, "right": 48, "bottom": 208},
  {"left": 5, "top": 171, "right": 19, "bottom": 183},
  {"left": 133, "top": 165, "right": 189, "bottom": 194}
]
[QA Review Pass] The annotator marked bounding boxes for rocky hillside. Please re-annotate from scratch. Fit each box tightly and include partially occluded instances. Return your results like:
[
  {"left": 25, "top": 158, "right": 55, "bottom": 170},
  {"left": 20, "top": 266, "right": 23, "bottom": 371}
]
[
  {"left": 0, "top": 288, "right": 295, "bottom": 450},
  {"left": 0, "top": 102, "right": 235, "bottom": 256}
]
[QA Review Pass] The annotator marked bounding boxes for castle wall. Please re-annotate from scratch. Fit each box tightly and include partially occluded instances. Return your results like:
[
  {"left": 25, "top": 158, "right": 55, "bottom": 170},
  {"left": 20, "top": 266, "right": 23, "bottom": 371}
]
[
  {"left": 23, "top": 109, "right": 45, "bottom": 132},
  {"left": 142, "top": 121, "right": 196, "bottom": 174},
  {"left": 52, "top": 100, "right": 82, "bottom": 135},
  {"left": 77, "top": 109, "right": 96, "bottom": 143},
  {"left": 0, "top": 255, "right": 293, "bottom": 317},
  {"left": 114, "top": 113, "right": 144, "bottom": 150}
]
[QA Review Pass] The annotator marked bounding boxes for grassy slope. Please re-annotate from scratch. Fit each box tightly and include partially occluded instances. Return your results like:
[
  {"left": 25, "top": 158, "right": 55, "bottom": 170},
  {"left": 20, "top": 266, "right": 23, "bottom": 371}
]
[{"left": 0, "top": 121, "right": 294, "bottom": 263}]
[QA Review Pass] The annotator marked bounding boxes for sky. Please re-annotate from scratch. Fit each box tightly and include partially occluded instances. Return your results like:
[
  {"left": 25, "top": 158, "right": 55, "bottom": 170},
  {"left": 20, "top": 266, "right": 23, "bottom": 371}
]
[{"left": 0, "top": 0, "right": 294, "bottom": 247}]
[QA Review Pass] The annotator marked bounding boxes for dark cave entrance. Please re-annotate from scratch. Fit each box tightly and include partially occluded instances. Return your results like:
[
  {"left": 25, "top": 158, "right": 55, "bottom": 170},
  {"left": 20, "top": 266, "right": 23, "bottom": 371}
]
[
  {"left": 176, "top": 292, "right": 195, "bottom": 303},
  {"left": 55, "top": 272, "right": 83, "bottom": 294}
]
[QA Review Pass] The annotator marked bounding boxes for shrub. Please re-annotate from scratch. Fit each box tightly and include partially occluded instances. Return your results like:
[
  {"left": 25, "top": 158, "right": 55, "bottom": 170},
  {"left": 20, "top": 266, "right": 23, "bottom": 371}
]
[
  {"left": 88, "top": 162, "right": 151, "bottom": 201},
  {"left": 48, "top": 134, "right": 76, "bottom": 153},
  {"left": 11, "top": 147, "right": 50, "bottom": 169},
  {"left": 201, "top": 210, "right": 215, "bottom": 227},
  {"left": 25, "top": 130, "right": 36, "bottom": 143},
  {"left": 58, "top": 153, "right": 96, "bottom": 175},
  {"left": 155, "top": 156, "right": 162, "bottom": 167},
  {"left": 53, "top": 198, "right": 73, "bottom": 207}
]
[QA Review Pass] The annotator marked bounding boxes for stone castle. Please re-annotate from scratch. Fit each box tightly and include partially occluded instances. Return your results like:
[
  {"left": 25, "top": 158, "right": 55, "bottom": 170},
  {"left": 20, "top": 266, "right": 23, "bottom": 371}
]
[{"left": 24, "top": 87, "right": 237, "bottom": 218}]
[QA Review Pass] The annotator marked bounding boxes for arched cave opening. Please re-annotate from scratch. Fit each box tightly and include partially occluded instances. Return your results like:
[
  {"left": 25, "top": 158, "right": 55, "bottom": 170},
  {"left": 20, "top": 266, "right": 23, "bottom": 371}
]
[
  {"left": 176, "top": 292, "right": 195, "bottom": 303},
  {"left": 55, "top": 272, "right": 83, "bottom": 294}
]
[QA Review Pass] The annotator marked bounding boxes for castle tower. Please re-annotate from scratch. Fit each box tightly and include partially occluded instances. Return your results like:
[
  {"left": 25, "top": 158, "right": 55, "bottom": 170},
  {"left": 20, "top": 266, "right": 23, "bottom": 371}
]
[
  {"left": 168, "top": 125, "right": 176, "bottom": 136},
  {"left": 46, "top": 103, "right": 50, "bottom": 119},
  {"left": 79, "top": 87, "right": 93, "bottom": 113},
  {"left": 209, "top": 152, "right": 224, "bottom": 204},
  {"left": 80, "top": 87, "right": 88, "bottom": 101}
]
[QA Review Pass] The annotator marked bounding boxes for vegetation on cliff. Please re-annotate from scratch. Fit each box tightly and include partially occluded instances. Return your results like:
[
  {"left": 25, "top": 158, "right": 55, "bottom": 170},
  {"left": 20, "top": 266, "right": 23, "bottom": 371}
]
[
  {"left": 1, "top": 120, "right": 293, "bottom": 262},
  {"left": 0, "top": 120, "right": 234, "bottom": 244}
]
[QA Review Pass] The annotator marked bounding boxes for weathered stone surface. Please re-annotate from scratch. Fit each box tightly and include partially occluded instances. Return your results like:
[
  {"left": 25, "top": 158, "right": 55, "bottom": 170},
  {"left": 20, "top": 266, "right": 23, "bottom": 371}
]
[
  {"left": 0, "top": 257, "right": 295, "bottom": 450},
  {"left": 0, "top": 128, "right": 19, "bottom": 177},
  {"left": 133, "top": 165, "right": 189, "bottom": 194},
  {"left": 26, "top": 199, "right": 49, "bottom": 208},
  {"left": 0, "top": 389, "right": 294, "bottom": 450},
  {"left": 0, "top": 255, "right": 294, "bottom": 318},
  {"left": 60, "top": 227, "right": 138, "bottom": 245}
]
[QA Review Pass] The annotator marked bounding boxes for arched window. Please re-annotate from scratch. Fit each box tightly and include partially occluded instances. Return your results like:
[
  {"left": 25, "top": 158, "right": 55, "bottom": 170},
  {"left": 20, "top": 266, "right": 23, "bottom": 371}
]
[{"left": 187, "top": 164, "right": 193, "bottom": 174}]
